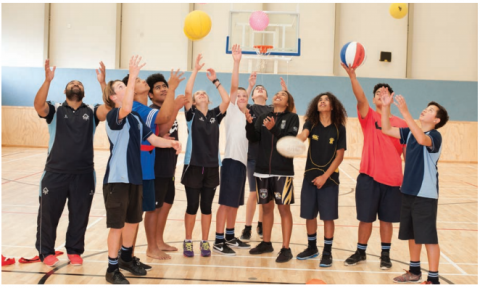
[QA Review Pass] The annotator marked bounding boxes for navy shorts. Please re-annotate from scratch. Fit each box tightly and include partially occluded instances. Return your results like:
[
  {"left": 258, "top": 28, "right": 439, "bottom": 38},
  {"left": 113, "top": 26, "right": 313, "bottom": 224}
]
[
  {"left": 247, "top": 159, "right": 256, "bottom": 192},
  {"left": 142, "top": 179, "right": 156, "bottom": 212},
  {"left": 398, "top": 194, "right": 438, "bottom": 244},
  {"left": 154, "top": 177, "right": 175, "bottom": 209},
  {"left": 219, "top": 159, "right": 246, "bottom": 208},
  {"left": 300, "top": 178, "right": 339, "bottom": 221},
  {"left": 256, "top": 176, "right": 294, "bottom": 205},
  {"left": 355, "top": 173, "right": 402, "bottom": 223}
]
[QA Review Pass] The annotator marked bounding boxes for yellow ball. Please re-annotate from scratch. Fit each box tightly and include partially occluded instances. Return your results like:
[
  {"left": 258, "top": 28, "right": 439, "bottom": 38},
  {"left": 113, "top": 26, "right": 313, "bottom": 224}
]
[
  {"left": 389, "top": 3, "right": 408, "bottom": 19},
  {"left": 184, "top": 10, "right": 212, "bottom": 41}
]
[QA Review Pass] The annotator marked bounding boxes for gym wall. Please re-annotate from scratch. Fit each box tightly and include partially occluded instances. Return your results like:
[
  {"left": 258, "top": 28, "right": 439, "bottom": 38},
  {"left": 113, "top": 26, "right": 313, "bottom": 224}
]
[{"left": 2, "top": 3, "right": 478, "bottom": 162}]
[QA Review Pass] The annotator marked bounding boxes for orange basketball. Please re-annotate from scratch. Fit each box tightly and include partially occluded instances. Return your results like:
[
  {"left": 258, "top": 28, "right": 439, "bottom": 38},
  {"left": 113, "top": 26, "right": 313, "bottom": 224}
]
[{"left": 306, "top": 279, "right": 326, "bottom": 284}]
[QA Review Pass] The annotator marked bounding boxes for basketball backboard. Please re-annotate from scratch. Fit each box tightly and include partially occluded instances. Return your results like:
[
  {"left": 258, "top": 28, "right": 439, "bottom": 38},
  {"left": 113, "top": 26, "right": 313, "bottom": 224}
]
[{"left": 226, "top": 10, "right": 301, "bottom": 56}]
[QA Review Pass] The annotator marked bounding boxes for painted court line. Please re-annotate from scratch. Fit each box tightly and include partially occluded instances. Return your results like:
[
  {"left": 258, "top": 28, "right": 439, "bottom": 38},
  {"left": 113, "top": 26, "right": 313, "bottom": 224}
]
[
  {"left": 338, "top": 166, "right": 357, "bottom": 183},
  {"left": 2, "top": 153, "right": 44, "bottom": 164},
  {"left": 440, "top": 251, "right": 468, "bottom": 275},
  {"left": 78, "top": 259, "right": 478, "bottom": 276},
  {"left": 2, "top": 246, "right": 477, "bottom": 266}
]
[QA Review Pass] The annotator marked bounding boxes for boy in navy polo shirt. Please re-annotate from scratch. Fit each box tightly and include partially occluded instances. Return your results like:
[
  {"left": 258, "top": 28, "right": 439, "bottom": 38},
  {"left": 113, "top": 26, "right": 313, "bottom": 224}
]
[
  {"left": 101, "top": 56, "right": 181, "bottom": 284},
  {"left": 379, "top": 88, "right": 449, "bottom": 285}
]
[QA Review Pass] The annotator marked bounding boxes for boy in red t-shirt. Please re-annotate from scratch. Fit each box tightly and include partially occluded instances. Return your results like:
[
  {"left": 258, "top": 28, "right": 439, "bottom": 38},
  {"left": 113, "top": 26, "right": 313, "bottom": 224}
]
[{"left": 341, "top": 63, "right": 407, "bottom": 270}]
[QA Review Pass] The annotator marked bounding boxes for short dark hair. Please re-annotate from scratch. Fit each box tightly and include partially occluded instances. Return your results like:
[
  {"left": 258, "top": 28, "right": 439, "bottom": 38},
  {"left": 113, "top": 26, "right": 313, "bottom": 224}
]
[
  {"left": 373, "top": 83, "right": 393, "bottom": 95},
  {"left": 65, "top": 80, "right": 83, "bottom": 90},
  {"left": 238, "top": 87, "right": 246, "bottom": 91},
  {"left": 428, "top": 101, "right": 449, "bottom": 129},
  {"left": 122, "top": 75, "right": 129, "bottom": 86},
  {"left": 146, "top": 73, "right": 168, "bottom": 94},
  {"left": 252, "top": 85, "right": 268, "bottom": 98}
]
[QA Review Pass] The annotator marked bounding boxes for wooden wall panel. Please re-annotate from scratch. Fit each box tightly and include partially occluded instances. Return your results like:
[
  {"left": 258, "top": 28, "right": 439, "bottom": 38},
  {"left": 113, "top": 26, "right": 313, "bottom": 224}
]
[{"left": 2, "top": 106, "right": 477, "bottom": 163}]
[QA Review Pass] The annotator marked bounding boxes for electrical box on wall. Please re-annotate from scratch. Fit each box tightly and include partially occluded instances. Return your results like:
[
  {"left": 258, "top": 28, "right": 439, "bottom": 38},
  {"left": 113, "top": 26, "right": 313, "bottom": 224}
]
[{"left": 380, "top": 52, "right": 392, "bottom": 62}]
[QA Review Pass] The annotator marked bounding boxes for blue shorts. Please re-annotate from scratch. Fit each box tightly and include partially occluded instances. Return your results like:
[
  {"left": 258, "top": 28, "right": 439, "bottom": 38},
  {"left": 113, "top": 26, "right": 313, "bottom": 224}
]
[
  {"left": 247, "top": 159, "right": 256, "bottom": 192},
  {"left": 300, "top": 178, "right": 339, "bottom": 220},
  {"left": 219, "top": 159, "right": 246, "bottom": 208},
  {"left": 142, "top": 179, "right": 156, "bottom": 212}
]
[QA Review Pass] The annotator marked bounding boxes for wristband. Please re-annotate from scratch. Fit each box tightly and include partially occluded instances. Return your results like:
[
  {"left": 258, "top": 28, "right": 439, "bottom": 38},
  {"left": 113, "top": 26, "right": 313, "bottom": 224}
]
[
  {"left": 212, "top": 79, "right": 219, "bottom": 84},
  {"left": 216, "top": 83, "right": 221, "bottom": 89}
]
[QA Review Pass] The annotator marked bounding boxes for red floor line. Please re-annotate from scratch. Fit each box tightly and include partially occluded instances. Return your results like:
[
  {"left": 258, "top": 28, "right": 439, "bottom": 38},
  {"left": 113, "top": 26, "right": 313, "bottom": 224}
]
[
  {"left": 465, "top": 182, "right": 478, "bottom": 188},
  {"left": 2, "top": 171, "right": 44, "bottom": 185},
  {"left": 2, "top": 211, "right": 477, "bottom": 232}
]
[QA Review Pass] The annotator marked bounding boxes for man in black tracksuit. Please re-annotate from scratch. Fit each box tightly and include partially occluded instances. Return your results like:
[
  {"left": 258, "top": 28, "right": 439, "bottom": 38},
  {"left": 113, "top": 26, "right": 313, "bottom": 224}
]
[{"left": 244, "top": 90, "right": 299, "bottom": 263}]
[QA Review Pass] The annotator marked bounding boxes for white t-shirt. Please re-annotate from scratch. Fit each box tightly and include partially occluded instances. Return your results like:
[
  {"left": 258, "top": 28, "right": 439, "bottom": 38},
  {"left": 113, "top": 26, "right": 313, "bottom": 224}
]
[{"left": 223, "top": 102, "right": 248, "bottom": 166}]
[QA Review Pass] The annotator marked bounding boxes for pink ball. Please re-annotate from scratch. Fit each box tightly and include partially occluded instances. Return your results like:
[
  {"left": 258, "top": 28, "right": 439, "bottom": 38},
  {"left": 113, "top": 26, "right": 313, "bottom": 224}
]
[{"left": 249, "top": 11, "right": 269, "bottom": 31}]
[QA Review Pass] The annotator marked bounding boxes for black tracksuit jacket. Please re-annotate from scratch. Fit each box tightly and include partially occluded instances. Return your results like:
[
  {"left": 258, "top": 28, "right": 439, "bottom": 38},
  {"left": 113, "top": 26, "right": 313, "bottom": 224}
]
[{"left": 245, "top": 110, "right": 300, "bottom": 176}]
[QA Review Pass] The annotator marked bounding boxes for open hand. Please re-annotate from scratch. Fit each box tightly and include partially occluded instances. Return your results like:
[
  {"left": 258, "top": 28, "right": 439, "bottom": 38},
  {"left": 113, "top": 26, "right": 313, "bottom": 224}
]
[
  {"left": 394, "top": 95, "right": 409, "bottom": 115},
  {"left": 249, "top": 71, "right": 257, "bottom": 87},
  {"left": 340, "top": 62, "right": 357, "bottom": 78},
  {"left": 96, "top": 61, "right": 106, "bottom": 84},
  {"left": 129, "top": 55, "right": 146, "bottom": 78},
  {"left": 245, "top": 109, "right": 253, "bottom": 124},
  {"left": 168, "top": 69, "right": 186, "bottom": 90},
  {"left": 195, "top": 54, "right": 205, "bottom": 71},
  {"left": 380, "top": 87, "right": 394, "bottom": 107},
  {"left": 232, "top": 44, "right": 242, "bottom": 62},
  {"left": 206, "top": 68, "right": 217, "bottom": 82},
  {"left": 44, "top": 59, "right": 56, "bottom": 82},
  {"left": 280, "top": 77, "right": 288, "bottom": 91}
]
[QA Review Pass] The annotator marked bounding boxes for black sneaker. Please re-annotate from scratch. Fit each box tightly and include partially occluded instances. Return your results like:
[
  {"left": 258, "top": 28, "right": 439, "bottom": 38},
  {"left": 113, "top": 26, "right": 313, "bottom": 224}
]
[
  {"left": 106, "top": 268, "right": 130, "bottom": 284},
  {"left": 344, "top": 251, "right": 366, "bottom": 266},
  {"left": 226, "top": 237, "right": 251, "bottom": 249},
  {"left": 118, "top": 250, "right": 151, "bottom": 271},
  {"left": 319, "top": 252, "right": 333, "bottom": 267},
  {"left": 249, "top": 241, "right": 274, "bottom": 255},
  {"left": 296, "top": 246, "right": 319, "bottom": 260},
  {"left": 276, "top": 248, "right": 293, "bottom": 263},
  {"left": 133, "top": 256, "right": 151, "bottom": 271},
  {"left": 380, "top": 251, "right": 392, "bottom": 270},
  {"left": 119, "top": 256, "right": 147, "bottom": 276},
  {"left": 257, "top": 225, "right": 263, "bottom": 238},
  {"left": 213, "top": 242, "right": 236, "bottom": 256},
  {"left": 240, "top": 228, "right": 251, "bottom": 240}
]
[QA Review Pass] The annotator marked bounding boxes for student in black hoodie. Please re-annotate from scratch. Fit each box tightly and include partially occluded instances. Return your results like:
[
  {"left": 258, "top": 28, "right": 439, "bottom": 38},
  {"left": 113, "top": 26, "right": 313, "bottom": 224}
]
[{"left": 245, "top": 90, "right": 299, "bottom": 263}]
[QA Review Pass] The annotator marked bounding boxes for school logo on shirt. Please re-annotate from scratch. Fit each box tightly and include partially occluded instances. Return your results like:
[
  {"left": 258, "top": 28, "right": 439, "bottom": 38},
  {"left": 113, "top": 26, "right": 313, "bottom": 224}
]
[
  {"left": 312, "top": 135, "right": 319, "bottom": 141},
  {"left": 42, "top": 187, "right": 49, "bottom": 195},
  {"left": 259, "top": 189, "right": 268, "bottom": 199},
  {"left": 274, "top": 192, "right": 282, "bottom": 199},
  {"left": 64, "top": 115, "right": 68, "bottom": 119},
  {"left": 281, "top": 120, "right": 286, "bottom": 129},
  {"left": 210, "top": 118, "right": 215, "bottom": 124},
  {"left": 329, "top": 138, "right": 334, "bottom": 144},
  {"left": 169, "top": 121, "right": 178, "bottom": 134},
  {"left": 199, "top": 117, "right": 204, "bottom": 121},
  {"left": 83, "top": 113, "right": 89, "bottom": 121}
]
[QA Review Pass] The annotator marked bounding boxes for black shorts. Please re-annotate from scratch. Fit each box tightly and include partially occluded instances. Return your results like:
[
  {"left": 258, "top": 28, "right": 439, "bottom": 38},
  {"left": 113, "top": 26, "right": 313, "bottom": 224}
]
[
  {"left": 154, "top": 177, "right": 175, "bottom": 209},
  {"left": 300, "top": 178, "right": 339, "bottom": 221},
  {"left": 142, "top": 179, "right": 156, "bottom": 212},
  {"left": 219, "top": 159, "right": 246, "bottom": 208},
  {"left": 355, "top": 173, "right": 402, "bottom": 223},
  {"left": 181, "top": 165, "right": 219, "bottom": 189},
  {"left": 247, "top": 159, "right": 257, "bottom": 192},
  {"left": 103, "top": 183, "right": 143, "bottom": 229},
  {"left": 256, "top": 176, "right": 294, "bottom": 205},
  {"left": 398, "top": 194, "right": 438, "bottom": 244}
]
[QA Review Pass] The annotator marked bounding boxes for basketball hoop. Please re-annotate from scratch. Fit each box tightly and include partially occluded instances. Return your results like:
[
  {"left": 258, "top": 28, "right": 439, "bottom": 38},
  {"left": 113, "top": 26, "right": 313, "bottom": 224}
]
[
  {"left": 254, "top": 45, "right": 273, "bottom": 55},
  {"left": 253, "top": 45, "right": 273, "bottom": 73}
]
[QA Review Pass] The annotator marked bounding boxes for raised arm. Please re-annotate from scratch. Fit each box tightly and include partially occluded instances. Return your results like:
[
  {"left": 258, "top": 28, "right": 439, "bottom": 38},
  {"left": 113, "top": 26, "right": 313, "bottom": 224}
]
[
  {"left": 341, "top": 63, "right": 369, "bottom": 118},
  {"left": 119, "top": 55, "right": 146, "bottom": 120},
  {"left": 206, "top": 68, "right": 230, "bottom": 114},
  {"left": 246, "top": 71, "right": 257, "bottom": 97},
  {"left": 157, "top": 94, "right": 188, "bottom": 137},
  {"left": 230, "top": 44, "right": 242, "bottom": 104},
  {"left": 155, "top": 69, "right": 185, "bottom": 125},
  {"left": 280, "top": 77, "right": 288, "bottom": 91},
  {"left": 395, "top": 95, "right": 432, "bottom": 147},
  {"left": 184, "top": 54, "right": 205, "bottom": 111},
  {"left": 95, "top": 61, "right": 111, "bottom": 121},
  {"left": 380, "top": 87, "right": 401, "bottom": 139},
  {"left": 34, "top": 59, "right": 56, "bottom": 117}
]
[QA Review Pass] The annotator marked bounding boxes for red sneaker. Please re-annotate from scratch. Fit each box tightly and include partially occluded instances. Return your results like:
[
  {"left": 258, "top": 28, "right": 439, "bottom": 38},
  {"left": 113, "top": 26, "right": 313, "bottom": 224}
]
[
  {"left": 421, "top": 281, "right": 433, "bottom": 284},
  {"left": 67, "top": 254, "right": 83, "bottom": 265},
  {"left": 43, "top": 255, "right": 59, "bottom": 266}
]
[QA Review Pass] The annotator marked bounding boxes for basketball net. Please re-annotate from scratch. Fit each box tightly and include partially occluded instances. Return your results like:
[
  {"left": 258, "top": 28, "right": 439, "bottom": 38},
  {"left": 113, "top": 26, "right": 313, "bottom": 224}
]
[{"left": 254, "top": 45, "right": 272, "bottom": 73}]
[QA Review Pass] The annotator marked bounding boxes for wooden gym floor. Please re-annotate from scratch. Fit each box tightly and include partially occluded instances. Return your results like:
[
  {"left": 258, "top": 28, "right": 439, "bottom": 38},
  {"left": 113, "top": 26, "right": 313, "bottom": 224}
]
[{"left": 1, "top": 147, "right": 478, "bottom": 284}]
